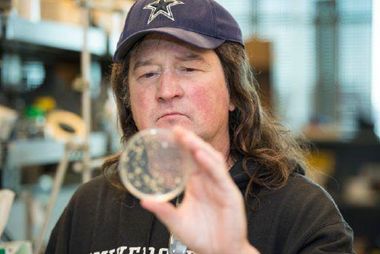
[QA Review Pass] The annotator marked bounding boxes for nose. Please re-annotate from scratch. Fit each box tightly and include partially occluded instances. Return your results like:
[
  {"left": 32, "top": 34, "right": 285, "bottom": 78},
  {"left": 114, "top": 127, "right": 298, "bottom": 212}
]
[{"left": 156, "top": 69, "right": 184, "bottom": 102}]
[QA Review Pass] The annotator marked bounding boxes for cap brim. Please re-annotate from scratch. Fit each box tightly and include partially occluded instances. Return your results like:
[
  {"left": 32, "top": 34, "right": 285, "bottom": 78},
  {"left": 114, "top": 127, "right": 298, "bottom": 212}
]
[{"left": 113, "top": 27, "right": 225, "bottom": 62}]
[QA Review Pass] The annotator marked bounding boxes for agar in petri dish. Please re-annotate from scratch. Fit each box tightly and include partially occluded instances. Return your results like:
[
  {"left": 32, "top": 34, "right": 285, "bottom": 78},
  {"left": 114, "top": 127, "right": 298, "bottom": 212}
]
[{"left": 119, "top": 128, "right": 194, "bottom": 202}]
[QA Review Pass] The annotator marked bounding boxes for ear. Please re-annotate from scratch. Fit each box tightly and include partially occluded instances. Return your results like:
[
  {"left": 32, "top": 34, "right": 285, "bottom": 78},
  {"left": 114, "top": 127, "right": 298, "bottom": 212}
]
[{"left": 229, "top": 102, "right": 236, "bottom": 111}]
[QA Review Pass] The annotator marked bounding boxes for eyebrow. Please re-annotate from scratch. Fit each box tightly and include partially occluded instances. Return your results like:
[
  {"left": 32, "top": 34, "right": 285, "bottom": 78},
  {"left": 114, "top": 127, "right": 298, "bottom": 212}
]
[
  {"left": 132, "top": 59, "right": 154, "bottom": 71},
  {"left": 175, "top": 52, "right": 206, "bottom": 63},
  {"left": 132, "top": 52, "right": 208, "bottom": 71}
]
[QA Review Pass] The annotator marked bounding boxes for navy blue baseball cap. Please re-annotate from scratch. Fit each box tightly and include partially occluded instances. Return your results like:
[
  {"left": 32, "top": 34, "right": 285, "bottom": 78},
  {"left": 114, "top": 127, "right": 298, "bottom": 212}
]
[{"left": 113, "top": 0, "right": 243, "bottom": 62}]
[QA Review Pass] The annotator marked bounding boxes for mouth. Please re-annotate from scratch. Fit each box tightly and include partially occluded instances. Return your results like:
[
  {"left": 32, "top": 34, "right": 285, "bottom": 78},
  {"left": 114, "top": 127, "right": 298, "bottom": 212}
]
[{"left": 157, "top": 112, "right": 188, "bottom": 121}]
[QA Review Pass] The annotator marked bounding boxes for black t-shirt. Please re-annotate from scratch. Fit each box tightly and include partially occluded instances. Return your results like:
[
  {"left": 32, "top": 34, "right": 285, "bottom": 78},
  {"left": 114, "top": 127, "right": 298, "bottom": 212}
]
[{"left": 46, "top": 159, "right": 354, "bottom": 254}]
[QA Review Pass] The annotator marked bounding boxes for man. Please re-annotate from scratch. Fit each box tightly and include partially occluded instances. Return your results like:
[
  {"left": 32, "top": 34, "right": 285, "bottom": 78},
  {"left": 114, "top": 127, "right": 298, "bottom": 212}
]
[{"left": 47, "top": 0, "right": 354, "bottom": 253}]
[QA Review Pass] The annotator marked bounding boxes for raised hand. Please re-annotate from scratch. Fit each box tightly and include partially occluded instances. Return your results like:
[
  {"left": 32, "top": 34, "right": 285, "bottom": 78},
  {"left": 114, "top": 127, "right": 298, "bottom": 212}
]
[{"left": 141, "top": 126, "right": 259, "bottom": 254}]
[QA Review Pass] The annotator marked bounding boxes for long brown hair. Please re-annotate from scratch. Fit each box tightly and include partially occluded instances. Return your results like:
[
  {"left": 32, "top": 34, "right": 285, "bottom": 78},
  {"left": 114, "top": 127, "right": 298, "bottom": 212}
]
[{"left": 104, "top": 41, "right": 307, "bottom": 196}]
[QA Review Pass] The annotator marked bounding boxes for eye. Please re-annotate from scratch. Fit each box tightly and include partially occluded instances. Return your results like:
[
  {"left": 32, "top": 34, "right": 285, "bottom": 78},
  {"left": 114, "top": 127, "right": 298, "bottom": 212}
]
[
  {"left": 184, "top": 67, "right": 196, "bottom": 72},
  {"left": 180, "top": 67, "right": 198, "bottom": 73},
  {"left": 133, "top": 65, "right": 160, "bottom": 81},
  {"left": 139, "top": 72, "right": 158, "bottom": 79}
]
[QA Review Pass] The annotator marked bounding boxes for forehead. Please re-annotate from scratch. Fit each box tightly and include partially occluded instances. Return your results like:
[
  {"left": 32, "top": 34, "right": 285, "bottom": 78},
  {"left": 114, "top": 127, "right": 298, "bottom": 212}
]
[{"left": 129, "top": 33, "right": 209, "bottom": 60}]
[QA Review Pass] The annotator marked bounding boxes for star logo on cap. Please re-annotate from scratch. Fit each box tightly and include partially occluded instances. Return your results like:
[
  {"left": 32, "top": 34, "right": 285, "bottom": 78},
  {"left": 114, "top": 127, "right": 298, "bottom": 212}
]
[{"left": 144, "top": 0, "right": 184, "bottom": 25}]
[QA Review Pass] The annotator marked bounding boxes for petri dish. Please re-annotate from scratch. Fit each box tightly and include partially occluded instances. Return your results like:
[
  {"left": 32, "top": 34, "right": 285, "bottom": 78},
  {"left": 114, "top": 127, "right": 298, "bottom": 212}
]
[{"left": 119, "top": 128, "right": 194, "bottom": 202}]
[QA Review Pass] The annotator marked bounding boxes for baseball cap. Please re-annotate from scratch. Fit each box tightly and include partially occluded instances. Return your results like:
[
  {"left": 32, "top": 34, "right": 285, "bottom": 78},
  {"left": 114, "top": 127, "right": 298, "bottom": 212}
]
[{"left": 113, "top": 0, "right": 243, "bottom": 62}]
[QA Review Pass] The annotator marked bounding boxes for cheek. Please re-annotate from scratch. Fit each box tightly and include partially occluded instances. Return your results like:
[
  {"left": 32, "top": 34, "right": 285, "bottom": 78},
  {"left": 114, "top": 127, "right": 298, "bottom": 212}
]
[
  {"left": 129, "top": 88, "right": 152, "bottom": 129},
  {"left": 130, "top": 89, "right": 144, "bottom": 109},
  {"left": 190, "top": 84, "right": 230, "bottom": 120},
  {"left": 191, "top": 88, "right": 212, "bottom": 113}
]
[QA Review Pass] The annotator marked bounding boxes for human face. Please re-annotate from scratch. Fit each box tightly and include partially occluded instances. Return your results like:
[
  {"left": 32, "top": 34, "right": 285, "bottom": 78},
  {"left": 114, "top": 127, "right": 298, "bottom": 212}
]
[{"left": 128, "top": 34, "right": 235, "bottom": 152}]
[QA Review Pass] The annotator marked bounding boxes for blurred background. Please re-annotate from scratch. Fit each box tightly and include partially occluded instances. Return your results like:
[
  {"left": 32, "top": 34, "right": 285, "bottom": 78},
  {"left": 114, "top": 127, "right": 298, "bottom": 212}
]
[{"left": 0, "top": 0, "right": 379, "bottom": 253}]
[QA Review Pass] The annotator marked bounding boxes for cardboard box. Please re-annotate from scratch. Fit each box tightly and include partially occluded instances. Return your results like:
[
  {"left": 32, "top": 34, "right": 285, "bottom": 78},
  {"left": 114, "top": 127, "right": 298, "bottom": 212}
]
[{"left": 41, "top": 0, "right": 81, "bottom": 25}]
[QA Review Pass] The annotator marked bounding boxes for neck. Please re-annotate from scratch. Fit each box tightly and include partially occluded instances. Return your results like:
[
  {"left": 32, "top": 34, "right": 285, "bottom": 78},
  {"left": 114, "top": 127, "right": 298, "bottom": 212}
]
[{"left": 208, "top": 134, "right": 234, "bottom": 171}]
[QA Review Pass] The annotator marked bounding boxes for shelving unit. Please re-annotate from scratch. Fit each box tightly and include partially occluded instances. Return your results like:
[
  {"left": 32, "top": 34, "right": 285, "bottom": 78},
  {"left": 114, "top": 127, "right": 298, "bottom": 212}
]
[
  {"left": 0, "top": 14, "right": 108, "bottom": 56},
  {"left": 0, "top": 14, "right": 112, "bottom": 192},
  {"left": 1, "top": 132, "right": 108, "bottom": 192}
]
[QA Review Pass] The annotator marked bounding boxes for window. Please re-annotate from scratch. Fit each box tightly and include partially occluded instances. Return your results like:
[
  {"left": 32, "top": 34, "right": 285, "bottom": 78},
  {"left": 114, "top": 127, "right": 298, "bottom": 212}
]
[
  {"left": 372, "top": 0, "right": 380, "bottom": 136},
  {"left": 217, "top": 0, "right": 374, "bottom": 138}
]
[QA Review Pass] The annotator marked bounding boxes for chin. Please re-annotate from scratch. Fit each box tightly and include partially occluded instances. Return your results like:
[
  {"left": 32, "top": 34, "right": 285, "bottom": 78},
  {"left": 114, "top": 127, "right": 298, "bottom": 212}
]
[{"left": 156, "top": 120, "right": 193, "bottom": 131}]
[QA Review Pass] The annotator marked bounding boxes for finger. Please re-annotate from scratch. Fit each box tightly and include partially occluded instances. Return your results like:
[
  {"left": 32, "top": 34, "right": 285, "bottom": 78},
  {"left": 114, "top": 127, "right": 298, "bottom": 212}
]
[
  {"left": 174, "top": 127, "right": 227, "bottom": 176},
  {"left": 173, "top": 126, "right": 225, "bottom": 167},
  {"left": 173, "top": 126, "right": 234, "bottom": 189},
  {"left": 193, "top": 148, "right": 235, "bottom": 191}
]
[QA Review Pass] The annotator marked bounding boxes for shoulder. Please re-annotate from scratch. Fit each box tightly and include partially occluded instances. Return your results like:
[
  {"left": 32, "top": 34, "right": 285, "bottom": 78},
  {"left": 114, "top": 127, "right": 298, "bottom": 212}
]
[
  {"left": 261, "top": 173, "right": 345, "bottom": 226},
  {"left": 281, "top": 173, "right": 336, "bottom": 206},
  {"left": 74, "top": 174, "right": 114, "bottom": 195},
  {"left": 67, "top": 174, "right": 123, "bottom": 211},
  {"left": 250, "top": 173, "right": 354, "bottom": 253},
  {"left": 71, "top": 175, "right": 108, "bottom": 198},
  {"left": 259, "top": 173, "right": 337, "bottom": 207},
  {"left": 46, "top": 175, "right": 126, "bottom": 253},
  {"left": 286, "top": 173, "right": 342, "bottom": 219}
]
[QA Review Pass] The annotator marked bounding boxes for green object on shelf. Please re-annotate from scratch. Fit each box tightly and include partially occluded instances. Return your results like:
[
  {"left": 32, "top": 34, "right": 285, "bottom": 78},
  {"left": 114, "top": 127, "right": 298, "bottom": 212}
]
[
  {"left": 0, "top": 241, "right": 32, "bottom": 254},
  {"left": 24, "top": 105, "right": 44, "bottom": 119}
]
